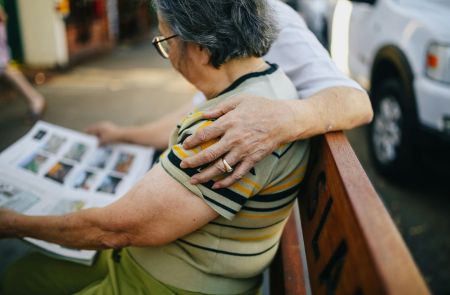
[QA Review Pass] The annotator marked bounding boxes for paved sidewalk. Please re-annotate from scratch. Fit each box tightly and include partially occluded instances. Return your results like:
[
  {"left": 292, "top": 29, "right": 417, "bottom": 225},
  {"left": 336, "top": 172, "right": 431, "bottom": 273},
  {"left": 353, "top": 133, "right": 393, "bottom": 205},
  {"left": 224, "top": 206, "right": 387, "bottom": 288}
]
[{"left": 0, "top": 40, "right": 195, "bottom": 151}]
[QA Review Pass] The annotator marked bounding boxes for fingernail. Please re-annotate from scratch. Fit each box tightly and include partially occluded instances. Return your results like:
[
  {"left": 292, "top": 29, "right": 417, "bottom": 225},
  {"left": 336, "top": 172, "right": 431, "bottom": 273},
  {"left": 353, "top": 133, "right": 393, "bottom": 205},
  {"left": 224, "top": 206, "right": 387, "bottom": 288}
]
[
  {"left": 190, "top": 178, "right": 199, "bottom": 185},
  {"left": 212, "top": 183, "right": 221, "bottom": 189},
  {"left": 180, "top": 162, "right": 187, "bottom": 168}
]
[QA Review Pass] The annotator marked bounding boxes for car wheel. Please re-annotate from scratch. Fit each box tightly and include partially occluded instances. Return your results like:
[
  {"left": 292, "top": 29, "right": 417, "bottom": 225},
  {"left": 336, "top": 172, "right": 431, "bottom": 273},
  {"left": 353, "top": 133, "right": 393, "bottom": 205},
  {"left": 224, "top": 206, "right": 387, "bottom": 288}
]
[{"left": 368, "top": 78, "right": 417, "bottom": 178}]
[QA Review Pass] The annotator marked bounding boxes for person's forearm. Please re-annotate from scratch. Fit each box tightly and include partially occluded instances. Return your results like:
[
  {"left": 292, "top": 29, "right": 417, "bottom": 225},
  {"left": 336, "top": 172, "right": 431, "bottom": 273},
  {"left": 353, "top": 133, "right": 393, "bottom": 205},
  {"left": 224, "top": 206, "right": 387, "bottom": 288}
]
[
  {"left": 178, "top": 86, "right": 373, "bottom": 187},
  {"left": 3, "top": 208, "right": 130, "bottom": 250},
  {"left": 120, "top": 100, "right": 194, "bottom": 149},
  {"left": 286, "top": 86, "right": 373, "bottom": 142}
]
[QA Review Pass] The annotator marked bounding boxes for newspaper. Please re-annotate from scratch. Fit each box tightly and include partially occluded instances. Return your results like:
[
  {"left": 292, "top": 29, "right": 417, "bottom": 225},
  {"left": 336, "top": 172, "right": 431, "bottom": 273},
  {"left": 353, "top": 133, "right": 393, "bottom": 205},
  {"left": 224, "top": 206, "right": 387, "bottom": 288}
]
[{"left": 0, "top": 121, "right": 155, "bottom": 265}]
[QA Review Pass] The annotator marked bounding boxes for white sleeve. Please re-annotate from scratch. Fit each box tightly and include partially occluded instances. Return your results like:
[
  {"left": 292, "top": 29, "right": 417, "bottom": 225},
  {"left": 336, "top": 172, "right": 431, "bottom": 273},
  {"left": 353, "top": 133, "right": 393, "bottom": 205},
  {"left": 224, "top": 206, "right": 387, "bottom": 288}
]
[{"left": 266, "top": 0, "right": 363, "bottom": 99}]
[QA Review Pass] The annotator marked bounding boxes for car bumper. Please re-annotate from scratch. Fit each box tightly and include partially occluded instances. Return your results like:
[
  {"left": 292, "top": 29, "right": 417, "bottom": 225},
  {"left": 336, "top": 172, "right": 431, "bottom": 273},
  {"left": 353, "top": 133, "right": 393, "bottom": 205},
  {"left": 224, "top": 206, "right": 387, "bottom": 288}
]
[{"left": 415, "top": 77, "right": 450, "bottom": 136}]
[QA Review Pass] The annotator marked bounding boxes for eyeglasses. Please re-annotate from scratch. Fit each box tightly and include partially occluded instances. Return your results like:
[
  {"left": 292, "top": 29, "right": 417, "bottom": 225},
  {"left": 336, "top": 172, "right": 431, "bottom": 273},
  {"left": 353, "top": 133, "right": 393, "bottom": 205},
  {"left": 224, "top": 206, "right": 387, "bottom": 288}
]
[{"left": 152, "top": 34, "right": 178, "bottom": 59}]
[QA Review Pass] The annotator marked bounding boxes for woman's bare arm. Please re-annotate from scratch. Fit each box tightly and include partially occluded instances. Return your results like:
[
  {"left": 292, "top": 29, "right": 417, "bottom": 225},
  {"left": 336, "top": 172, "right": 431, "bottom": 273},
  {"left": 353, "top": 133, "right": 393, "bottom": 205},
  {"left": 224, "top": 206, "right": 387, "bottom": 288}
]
[{"left": 0, "top": 164, "right": 218, "bottom": 249}]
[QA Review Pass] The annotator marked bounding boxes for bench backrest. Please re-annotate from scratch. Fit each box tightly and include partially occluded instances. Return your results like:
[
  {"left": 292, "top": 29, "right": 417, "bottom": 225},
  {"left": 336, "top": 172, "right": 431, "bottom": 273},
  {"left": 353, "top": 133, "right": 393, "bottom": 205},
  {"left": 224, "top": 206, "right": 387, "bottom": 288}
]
[{"left": 270, "top": 132, "right": 430, "bottom": 295}]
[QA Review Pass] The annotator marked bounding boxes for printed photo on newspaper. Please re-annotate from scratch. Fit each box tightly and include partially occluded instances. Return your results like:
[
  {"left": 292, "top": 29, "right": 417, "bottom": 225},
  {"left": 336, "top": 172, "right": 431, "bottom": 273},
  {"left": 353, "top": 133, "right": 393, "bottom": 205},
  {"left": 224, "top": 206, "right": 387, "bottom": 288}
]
[{"left": 0, "top": 121, "right": 155, "bottom": 265}]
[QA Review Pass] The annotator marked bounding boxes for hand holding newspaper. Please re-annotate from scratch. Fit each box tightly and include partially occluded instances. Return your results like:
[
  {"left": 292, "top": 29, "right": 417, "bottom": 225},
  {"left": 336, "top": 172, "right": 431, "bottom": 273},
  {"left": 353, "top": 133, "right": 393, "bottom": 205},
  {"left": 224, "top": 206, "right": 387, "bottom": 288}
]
[{"left": 0, "top": 121, "right": 154, "bottom": 265}]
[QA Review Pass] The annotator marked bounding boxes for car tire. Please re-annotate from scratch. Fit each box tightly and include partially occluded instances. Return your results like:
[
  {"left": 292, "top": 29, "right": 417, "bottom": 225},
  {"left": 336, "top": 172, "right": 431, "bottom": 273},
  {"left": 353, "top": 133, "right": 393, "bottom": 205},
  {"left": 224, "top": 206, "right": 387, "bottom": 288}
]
[{"left": 368, "top": 78, "right": 418, "bottom": 179}]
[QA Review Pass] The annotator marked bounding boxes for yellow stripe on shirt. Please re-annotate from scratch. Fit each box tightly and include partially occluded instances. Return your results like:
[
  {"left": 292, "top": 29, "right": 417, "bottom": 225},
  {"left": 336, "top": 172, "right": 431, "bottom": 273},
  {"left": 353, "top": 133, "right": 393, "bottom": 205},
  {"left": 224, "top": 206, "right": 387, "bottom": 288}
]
[
  {"left": 197, "top": 120, "right": 213, "bottom": 131},
  {"left": 188, "top": 111, "right": 204, "bottom": 122},
  {"left": 262, "top": 165, "right": 306, "bottom": 194},
  {"left": 173, "top": 145, "right": 189, "bottom": 159},
  {"left": 237, "top": 204, "right": 294, "bottom": 219},
  {"left": 230, "top": 182, "right": 253, "bottom": 197},
  {"left": 230, "top": 230, "right": 279, "bottom": 242},
  {"left": 260, "top": 174, "right": 305, "bottom": 195},
  {"left": 241, "top": 177, "right": 261, "bottom": 191}
]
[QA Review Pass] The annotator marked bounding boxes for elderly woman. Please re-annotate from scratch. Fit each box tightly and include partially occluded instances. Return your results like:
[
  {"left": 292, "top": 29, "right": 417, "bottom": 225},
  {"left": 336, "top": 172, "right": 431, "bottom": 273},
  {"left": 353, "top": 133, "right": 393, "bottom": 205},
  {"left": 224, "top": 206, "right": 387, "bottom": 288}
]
[{"left": 0, "top": 0, "right": 309, "bottom": 294}]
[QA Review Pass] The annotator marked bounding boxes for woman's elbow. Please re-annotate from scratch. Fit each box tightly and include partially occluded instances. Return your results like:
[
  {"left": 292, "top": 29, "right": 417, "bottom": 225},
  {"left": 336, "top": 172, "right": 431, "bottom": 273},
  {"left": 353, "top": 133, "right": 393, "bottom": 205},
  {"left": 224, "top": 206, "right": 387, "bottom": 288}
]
[
  {"left": 94, "top": 216, "right": 136, "bottom": 249},
  {"left": 97, "top": 229, "right": 133, "bottom": 249},
  {"left": 94, "top": 210, "right": 175, "bottom": 248},
  {"left": 353, "top": 89, "right": 374, "bottom": 125},
  {"left": 363, "top": 92, "right": 374, "bottom": 124},
  {"left": 99, "top": 222, "right": 169, "bottom": 248},
  {"left": 126, "top": 229, "right": 174, "bottom": 247}
]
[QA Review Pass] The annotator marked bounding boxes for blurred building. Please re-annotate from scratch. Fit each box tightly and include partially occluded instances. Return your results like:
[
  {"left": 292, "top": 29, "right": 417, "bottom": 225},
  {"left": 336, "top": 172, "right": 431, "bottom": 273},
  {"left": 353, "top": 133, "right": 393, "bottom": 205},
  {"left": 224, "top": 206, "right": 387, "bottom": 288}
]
[
  {"left": 117, "top": 0, "right": 152, "bottom": 41},
  {"left": 65, "top": 0, "right": 114, "bottom": 64},
  {"left": 3, "top": 0, "right": 152, "bottom": 69}
]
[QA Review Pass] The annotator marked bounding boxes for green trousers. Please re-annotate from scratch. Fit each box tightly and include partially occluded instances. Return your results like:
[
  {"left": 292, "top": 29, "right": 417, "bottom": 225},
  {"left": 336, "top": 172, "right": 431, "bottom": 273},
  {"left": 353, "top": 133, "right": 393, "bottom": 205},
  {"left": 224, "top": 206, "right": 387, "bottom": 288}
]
[{"left": 1, "top": 248, "right": 261, "bottom": 295}]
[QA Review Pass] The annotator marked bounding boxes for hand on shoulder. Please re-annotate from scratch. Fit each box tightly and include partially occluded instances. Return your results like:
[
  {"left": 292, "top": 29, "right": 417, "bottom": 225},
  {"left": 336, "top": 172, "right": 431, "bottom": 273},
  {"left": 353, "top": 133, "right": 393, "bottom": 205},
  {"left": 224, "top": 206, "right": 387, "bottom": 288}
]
[{"left": 181, "top": 94, "right": 298, "bottom": 188}]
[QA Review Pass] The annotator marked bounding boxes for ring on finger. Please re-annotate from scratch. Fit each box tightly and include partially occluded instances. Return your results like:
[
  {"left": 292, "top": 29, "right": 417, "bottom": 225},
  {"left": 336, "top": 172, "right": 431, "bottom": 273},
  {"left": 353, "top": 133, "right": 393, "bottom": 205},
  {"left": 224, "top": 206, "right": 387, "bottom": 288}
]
[{"left": 222, "top": 159, "right": 234, "bottom": 173}]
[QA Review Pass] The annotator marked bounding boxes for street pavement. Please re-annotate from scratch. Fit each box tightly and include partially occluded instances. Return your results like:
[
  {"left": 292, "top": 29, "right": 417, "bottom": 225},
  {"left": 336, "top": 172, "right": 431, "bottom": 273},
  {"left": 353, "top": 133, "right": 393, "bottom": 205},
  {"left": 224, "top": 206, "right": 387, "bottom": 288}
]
[
  {"left": 0, "top": 39, "right": 448, "bottom": 294},
  {"left": 346, "top": 128, "right": 450, "bottom": 295}
]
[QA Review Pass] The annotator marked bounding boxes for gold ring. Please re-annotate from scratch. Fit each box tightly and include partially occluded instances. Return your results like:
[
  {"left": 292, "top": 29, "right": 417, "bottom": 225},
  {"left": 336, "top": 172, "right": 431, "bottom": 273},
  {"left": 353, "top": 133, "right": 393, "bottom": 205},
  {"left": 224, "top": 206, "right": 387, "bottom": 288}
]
[{"left": 222, "top": 159, "right": 234, "bottom": 173}]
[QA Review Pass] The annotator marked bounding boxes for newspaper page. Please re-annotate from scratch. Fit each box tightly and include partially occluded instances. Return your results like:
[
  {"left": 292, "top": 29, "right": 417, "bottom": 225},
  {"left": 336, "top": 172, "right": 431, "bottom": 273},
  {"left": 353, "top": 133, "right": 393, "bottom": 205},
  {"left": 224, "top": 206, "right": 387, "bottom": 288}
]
[{"left": 0, "top": 121, "right": 155, "bottom": 265}]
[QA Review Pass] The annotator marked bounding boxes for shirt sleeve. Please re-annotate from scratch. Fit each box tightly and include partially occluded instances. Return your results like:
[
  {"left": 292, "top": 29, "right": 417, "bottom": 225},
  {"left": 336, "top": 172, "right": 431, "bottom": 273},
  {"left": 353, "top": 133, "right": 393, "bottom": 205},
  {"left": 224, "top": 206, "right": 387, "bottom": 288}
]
[
  {"left": 266, "top": 0, "right": 363, "bottom": 99},
  {"left": 159, "top": 120, "right": 273, "bottom": 220}
]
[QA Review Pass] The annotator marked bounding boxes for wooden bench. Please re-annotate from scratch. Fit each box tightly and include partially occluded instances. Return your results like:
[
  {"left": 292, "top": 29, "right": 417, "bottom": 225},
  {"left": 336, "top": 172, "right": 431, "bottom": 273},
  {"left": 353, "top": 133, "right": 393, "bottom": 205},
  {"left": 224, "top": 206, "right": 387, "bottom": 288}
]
[{"left": 269, "top": 132, "right": 430, "bottom": 295}]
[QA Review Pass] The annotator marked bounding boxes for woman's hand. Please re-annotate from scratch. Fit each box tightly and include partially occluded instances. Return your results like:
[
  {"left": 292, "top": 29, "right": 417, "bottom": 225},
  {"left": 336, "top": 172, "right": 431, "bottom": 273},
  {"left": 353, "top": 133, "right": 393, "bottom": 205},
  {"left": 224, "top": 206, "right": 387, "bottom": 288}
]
[
  {"left": 180, "top": 95, "right": 299, "bottom": 189},
  {"left": 85, "top": 121, "right": 124, "bottom": 145}
]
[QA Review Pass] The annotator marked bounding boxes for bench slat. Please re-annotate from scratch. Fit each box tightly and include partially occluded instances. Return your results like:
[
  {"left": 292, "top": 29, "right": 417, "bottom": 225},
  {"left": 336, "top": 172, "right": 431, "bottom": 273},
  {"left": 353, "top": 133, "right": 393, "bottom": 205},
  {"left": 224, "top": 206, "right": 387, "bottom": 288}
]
[{"left": 270, "top": 212, "right": 308, "bottom": 295}]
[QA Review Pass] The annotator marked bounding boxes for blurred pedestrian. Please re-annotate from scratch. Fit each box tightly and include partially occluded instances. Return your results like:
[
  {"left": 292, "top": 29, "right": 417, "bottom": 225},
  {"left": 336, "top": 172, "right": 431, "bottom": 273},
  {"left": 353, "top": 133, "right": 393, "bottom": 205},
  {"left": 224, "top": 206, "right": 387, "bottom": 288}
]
[{"left": 0, "top": 5, "right": 46, "bottom": 120}]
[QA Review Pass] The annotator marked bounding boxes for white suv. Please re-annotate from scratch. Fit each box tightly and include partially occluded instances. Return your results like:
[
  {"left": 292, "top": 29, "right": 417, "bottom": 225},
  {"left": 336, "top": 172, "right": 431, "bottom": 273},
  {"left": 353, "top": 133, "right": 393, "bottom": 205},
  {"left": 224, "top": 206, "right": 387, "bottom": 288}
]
[
  {"left": 297, "top": 0, "right": 336, "bottom": 47},
  {"left": 328, "top": 0, "right": 450, "bottom": 177}
]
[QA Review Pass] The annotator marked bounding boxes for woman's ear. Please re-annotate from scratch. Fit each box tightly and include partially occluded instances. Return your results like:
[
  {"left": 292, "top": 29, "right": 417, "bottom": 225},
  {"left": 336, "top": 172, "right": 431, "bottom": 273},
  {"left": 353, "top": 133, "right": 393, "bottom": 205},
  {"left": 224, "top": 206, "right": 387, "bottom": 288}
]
[
  {"left": 185, "top": 42, "right": 210, "bottom": 66},
  {"left": 196, "top": 45, "right": 211, "bottom": 66}
]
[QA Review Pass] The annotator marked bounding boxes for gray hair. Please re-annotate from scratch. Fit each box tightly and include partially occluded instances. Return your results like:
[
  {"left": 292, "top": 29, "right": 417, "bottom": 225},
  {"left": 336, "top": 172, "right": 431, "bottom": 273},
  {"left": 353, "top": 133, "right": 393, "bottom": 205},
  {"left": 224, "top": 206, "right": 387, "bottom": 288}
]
[{"left": 153, "top": 0, "right": 278, "bottom": 68}]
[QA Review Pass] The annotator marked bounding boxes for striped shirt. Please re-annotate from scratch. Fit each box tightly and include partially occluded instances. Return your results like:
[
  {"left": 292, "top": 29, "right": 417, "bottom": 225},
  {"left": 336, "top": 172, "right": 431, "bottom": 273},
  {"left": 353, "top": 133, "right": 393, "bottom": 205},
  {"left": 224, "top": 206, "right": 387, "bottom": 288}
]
[{"left": 129, "top": 63, "right": 310, "bottom": 294}]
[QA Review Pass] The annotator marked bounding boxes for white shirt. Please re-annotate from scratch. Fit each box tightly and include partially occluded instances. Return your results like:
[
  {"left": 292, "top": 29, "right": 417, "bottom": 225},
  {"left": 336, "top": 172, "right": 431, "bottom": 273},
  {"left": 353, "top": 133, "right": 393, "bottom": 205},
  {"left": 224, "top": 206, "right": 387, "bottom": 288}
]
[
  {"left": 267, "top": 0, "right": 362, "bottom": 98},
  {"left": 192, "top": 0, "right": 363, "bottom": 105}
]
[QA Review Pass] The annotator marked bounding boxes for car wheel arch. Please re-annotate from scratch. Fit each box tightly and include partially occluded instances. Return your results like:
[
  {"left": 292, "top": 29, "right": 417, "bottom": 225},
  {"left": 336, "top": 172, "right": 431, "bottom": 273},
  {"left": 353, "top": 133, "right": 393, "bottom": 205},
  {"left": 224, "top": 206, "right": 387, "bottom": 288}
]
[
  {"left": 370, "top": 46, "right": 415, "bottom": 98},
  {"left": 370, "top": 45, "right": 419, "bottom": 119}
]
